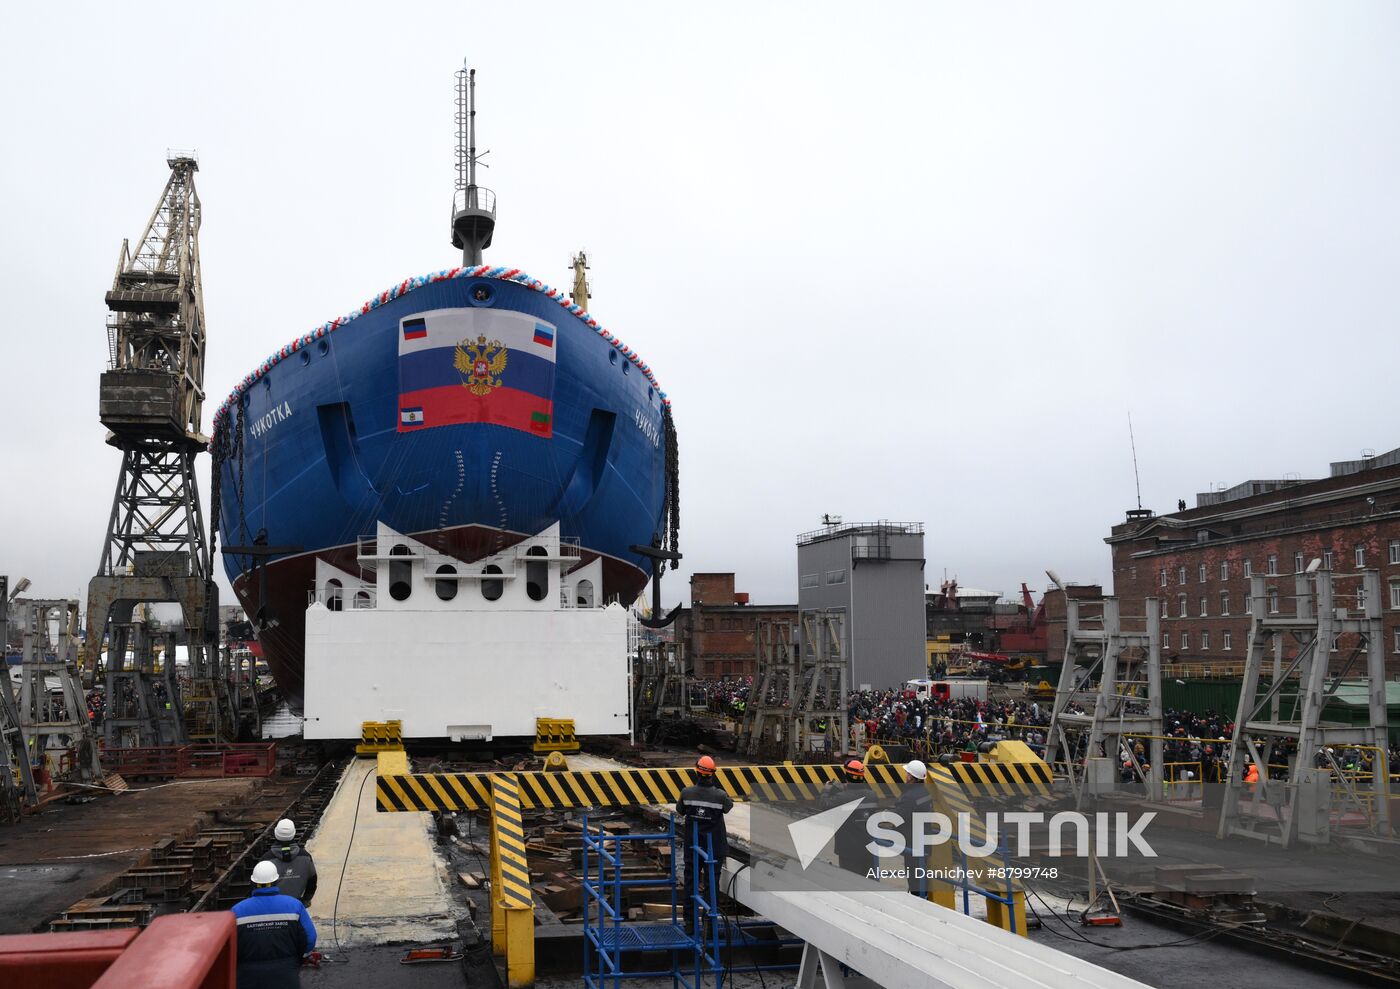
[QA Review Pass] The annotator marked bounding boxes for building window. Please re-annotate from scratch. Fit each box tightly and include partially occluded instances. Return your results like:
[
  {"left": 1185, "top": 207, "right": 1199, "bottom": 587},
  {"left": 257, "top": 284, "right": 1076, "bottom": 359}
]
[
  {"left": 1178, "top": 566, "right": 1187, "bottom": 584},
  {"left": 1356, "top": 544, "right": 1366, "bottom": 568},
  {"left": 1331, "top": 635, "right": 1340, "bottom": 652},
  {"left": 1220, "top": 591, "right": 1230, "bottom": 615},
  {"left": 1198, "top": 564, "right": 1207, "bottom": 583},
  {"left": 1323, "top": 550, "right": 1333, "bottom": 570},
  {"left": 1244, "top": 560, "right": 1253, "bottom": 578},
  {"left": 1201, "top": 630, "right": 1211, "bottom": 650},
  {"left": 1180, "top": 632, "right": 1189, "bottom": 650},
  {"left": 1160, "top": 568, "right": 1168, "bottom": 587},
  {"left": 1163, "top": 631, "right": 1170, "bottom": 649},
  {"left": 1357, "top": 583, "right": 1366, "bottom": 611},
  {"left": 1223, "top": 630, "right": 1233, "bottom": 650},
  {"left": 1220, "top": 560, "right": 1230, "bottom": 580},
  {"left": 825, "top": 569, "right": 847, "bottom": 585},
  {"left": 1390, "top": 540, "right": 1400, "bottom": 566},
  {"left": 325, "top": 578, "right": 343, "bottom": 612},
  {"left": 1394, "top": 628, "right": 1400, "bottom": 654},
  {"left": 1390, "top": 582, "right": 1400, "bottom": 610},
  {"left": 1294, "top": 552, "right": 1305, "bottom": 574},
  {"left": 1177, "top": 594, "right": 1187, "bottom": 618},
  {"left": 1129, "top": 565, "right": 1137, "bottom": 580},
  {"left": 1199, "top": 596, "right": 1208, "bottom": 617},
  {"left": 1267, "top": 554, "right": 1277, "bottom": 576},
  {"left": 800, "top": 573, "right": 819, "bottom": 589},
  {"left": 704, "top": 618, "right": 715, "bottom": 631},
  {"left": 1268, "top": 589, "right": 1279, "bottom": 613}
]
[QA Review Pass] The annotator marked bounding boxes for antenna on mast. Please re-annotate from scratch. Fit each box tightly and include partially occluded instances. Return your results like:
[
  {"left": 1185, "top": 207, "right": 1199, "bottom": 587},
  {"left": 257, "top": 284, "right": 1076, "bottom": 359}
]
[
  {"left": 1127, "top": 411, "right": 1143, "bottom": 510},
  {"left": 451, "top": 61, "right": 496, "bottom": 264}
]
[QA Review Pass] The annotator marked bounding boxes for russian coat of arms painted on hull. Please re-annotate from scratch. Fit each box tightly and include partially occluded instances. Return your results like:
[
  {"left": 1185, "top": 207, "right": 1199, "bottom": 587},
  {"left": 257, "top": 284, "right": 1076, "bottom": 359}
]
[{"left": 454, "top": 335, "right": 507, "bottom": 396}]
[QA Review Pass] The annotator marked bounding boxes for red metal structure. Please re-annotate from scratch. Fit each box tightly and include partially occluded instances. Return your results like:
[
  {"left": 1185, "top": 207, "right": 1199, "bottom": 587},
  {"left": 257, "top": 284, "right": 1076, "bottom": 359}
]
[
  {"left": 0, "top": 913, "right": 235, "bottom": 989},
  {"left": 101, "top": 744, "right": 277, "bottom": 780}
]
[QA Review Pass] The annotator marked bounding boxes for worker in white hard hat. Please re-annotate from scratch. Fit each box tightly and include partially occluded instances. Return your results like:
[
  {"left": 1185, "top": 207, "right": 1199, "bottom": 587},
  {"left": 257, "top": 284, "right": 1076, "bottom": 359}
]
[
  {"left": 256, "top": 819, "right": 318, "bottom": 905},
  {"left": 896, "top": 760, "right": 933, "bottom": 896},
  {"left": 231, "top": 858, "right": 317, "bottom": 989}
]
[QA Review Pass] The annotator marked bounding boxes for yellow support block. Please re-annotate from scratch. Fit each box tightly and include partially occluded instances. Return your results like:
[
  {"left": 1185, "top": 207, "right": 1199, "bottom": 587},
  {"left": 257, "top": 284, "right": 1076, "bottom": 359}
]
[
  {"left": 987, "top": 740, "right": 1040, "bottom": 764},
  {"left": 862, "top": 743, "right": 890, "bottom": 765},
  {"left": 532, "top": 717, "right": 580, "bottom": 753},
  {"left": 377, "top": 749, "right": 410, "bottom": 776},
  {"left": 356, "top": 719, "right": 404, "bottom": 756},
  {"left": 985, "top": 887, "right": 1028, "bottom": 937}
]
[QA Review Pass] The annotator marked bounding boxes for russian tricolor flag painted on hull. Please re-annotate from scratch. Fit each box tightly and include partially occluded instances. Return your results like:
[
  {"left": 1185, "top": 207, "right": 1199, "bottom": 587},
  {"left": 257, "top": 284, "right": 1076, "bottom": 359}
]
[{"left": 397, "top": 308, "right": 556, "bottom": 436}]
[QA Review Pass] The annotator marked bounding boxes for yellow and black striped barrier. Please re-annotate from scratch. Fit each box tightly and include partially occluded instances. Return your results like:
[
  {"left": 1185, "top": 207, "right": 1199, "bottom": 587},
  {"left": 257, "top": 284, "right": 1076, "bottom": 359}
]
[
  {"left": 487, "top": 773, "right": 533, "bottom": 986},
  {"left": 950, "top": 760, "right": 1055, "bottom": 798},
  {"left": 355, "top": 719, "right": 404, "bottom": 757},
  {"left": 531, "top": 717, "right": 580, "bottom": 754},
  {"left": 377, "top": 761, "right": 914, "bottom": 814}
]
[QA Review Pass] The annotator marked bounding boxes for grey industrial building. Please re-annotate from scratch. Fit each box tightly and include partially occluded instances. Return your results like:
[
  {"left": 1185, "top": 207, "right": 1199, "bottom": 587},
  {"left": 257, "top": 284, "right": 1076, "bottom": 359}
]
[{"left": 796, "top": 521, "right": 928, "bottom": 690}]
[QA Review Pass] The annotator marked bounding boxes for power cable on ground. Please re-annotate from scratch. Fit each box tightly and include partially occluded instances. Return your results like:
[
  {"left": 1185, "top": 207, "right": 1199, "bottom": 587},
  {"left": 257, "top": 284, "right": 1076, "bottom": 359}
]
[{"left": 330, "top": 765, "right": 376, "bottom": 951}]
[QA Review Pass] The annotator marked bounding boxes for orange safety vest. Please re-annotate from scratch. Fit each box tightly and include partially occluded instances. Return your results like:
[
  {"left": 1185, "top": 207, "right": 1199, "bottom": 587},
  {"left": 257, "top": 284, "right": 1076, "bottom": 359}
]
[{"left": 1244, "top": 764, "right": 1259, "bottom": 784}]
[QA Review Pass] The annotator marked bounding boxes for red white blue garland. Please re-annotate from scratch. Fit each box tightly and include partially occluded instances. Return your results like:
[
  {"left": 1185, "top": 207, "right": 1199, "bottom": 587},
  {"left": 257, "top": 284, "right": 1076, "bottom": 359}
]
[{"left": 211, "top": 263, "right": 668, "bottom": 438}]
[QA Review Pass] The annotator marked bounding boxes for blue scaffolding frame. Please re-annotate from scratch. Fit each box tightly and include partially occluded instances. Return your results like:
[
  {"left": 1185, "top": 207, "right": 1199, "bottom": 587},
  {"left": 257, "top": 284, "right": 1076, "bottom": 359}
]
[{"left": 582, "top": 812, "right": 724, "bottom": 988}]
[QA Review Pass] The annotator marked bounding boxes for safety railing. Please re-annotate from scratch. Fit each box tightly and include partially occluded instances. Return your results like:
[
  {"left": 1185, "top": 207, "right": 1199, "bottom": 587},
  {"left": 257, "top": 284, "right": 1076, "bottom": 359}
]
[
  {"left": 1162, "top": 761, "right": 1205, "bottom": 800},
  {"left": 452, "top": 186, "right": 497, "bottom": 217},
  {"left": 307, "top": 585, "right": 376, "bottom": 609}
]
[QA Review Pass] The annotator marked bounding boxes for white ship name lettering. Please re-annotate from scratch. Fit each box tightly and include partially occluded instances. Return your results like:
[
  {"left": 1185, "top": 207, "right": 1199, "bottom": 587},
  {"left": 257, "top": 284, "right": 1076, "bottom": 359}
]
[
  {"left": 634, "top": 409, "right": 660, "bottom": 447},
  {"left": 249, "top": 401, "right": 294, "bottom": 439}
]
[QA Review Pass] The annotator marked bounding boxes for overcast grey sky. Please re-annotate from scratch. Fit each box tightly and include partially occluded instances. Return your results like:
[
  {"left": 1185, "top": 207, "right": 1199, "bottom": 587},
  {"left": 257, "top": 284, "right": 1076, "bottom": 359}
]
[{"left": 3, "top": 2, "right": 1398, "bottom": 611}]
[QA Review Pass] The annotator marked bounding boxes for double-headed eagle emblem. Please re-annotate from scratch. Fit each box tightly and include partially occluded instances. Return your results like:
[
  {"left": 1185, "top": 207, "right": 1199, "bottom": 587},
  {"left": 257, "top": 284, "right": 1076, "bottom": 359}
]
[{"left": 454, "top": 335, "right": 507, "bottom": 396}]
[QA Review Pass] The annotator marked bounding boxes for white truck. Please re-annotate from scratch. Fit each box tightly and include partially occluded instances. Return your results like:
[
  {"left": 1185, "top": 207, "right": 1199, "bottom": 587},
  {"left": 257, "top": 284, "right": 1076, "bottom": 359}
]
[{"left": 905, "top": 678, "right": 989, "bottom": 702}]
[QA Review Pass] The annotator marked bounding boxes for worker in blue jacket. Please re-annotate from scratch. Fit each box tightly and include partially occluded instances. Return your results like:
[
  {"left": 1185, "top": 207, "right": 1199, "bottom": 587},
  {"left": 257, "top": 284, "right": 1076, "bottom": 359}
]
[{"left": 231, "top": 859, "right": 317, "bottom": 989}]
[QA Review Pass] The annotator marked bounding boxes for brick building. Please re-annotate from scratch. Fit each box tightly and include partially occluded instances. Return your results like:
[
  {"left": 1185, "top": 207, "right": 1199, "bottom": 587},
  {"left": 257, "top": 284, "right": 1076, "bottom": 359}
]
[
  {"left": 1106, "top": 447, "right": 1400, "bottom": 674},
  {"left": 674, "top": 573, "right": 796, "bottom": 678}
]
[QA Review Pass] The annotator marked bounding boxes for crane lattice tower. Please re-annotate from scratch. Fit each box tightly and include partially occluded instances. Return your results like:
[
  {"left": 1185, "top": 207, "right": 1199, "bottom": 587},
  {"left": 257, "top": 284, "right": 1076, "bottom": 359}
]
[{"left": 83, "top": 153, "right": 230, "bottom": 745}]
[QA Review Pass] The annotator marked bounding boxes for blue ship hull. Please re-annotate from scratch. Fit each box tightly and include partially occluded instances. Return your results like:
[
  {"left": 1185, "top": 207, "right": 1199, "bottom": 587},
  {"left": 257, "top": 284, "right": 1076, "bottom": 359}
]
[{"left": 214, "top": 270, "right": 669, "bottom": 702}]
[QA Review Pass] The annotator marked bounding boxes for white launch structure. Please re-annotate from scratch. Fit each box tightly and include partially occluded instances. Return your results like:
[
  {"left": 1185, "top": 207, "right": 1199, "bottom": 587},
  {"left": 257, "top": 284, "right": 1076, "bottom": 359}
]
[{"left": 303, "top": 522, "right": 629, "bottom": 740}]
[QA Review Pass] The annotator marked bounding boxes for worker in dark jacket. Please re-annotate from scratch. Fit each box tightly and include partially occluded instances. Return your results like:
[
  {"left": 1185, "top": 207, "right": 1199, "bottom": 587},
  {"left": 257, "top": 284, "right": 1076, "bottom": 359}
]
[
  {"left": 819, "top": 758, "right": 872, "bottom": 876},
  {"left": 897, "top": 760, "right": 934, "bottom": 896},
  {"left": 257, "top": 818, "right": 318, "bottom": 905},
  {"left": 676, "top": 755, "right": 733, "bottom": 930},
  {"left": 232, "top": 859, "right": 317, "bottom": 989}
]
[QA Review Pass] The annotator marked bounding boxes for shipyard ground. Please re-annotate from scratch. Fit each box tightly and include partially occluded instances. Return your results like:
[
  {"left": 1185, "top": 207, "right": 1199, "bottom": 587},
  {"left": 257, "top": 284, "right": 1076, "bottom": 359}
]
[
  {"left": 4, "top": 745, "right": 1399, "bottom": 987},
  {"left": 0, "top": 772, "right": 317, "bottom": 935}
]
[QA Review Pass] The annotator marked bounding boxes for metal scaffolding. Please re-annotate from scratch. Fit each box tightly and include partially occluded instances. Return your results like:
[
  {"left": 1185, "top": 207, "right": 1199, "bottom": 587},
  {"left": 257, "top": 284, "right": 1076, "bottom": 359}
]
[
  {"left": 634, "top": 640, "right": 692, "bottom": 722},
  {"left": 1044, "top": 594, "right": 1163, "bottom": 806},
  {"left": 739, "top": 611, "right": 848, "bottom": 758},
  {"left": 83, "top": 153, "right": 230, "bottom": 744},
  {"left": 14, "top": 598, "right": 102, "bottom": 782},
  {"left": 0, "top": 578, "right": 39, "bottom": 822},
  {"left": 1218, "top": 569, "right": 1390, "bottom": 847}
]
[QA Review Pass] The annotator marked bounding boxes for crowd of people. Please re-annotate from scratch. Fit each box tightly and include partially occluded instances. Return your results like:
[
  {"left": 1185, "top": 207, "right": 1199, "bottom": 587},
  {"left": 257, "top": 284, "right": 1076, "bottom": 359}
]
[{"left": 689, "top": 676, "right": 1400, "bottom": 783}]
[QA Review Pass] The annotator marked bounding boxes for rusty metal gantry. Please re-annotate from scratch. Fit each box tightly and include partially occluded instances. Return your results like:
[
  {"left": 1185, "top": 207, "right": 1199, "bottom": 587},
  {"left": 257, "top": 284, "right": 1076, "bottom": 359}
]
[{"left": 83, "top": 152, "right": 230, "bottom": 745}]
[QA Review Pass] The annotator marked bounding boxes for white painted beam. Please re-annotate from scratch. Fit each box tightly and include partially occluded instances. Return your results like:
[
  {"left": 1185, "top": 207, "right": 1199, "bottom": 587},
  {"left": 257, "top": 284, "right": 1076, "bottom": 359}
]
[{"left": 722, "top": 858, "right": 1149, "bottom": 989}]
